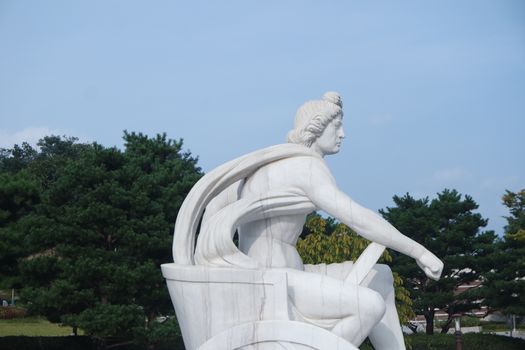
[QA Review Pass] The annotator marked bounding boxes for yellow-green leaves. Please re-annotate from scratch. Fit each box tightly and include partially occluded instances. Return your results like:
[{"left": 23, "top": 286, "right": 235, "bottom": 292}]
[{"left": 297, "top": 214, "right": 414, "bottom": 325}]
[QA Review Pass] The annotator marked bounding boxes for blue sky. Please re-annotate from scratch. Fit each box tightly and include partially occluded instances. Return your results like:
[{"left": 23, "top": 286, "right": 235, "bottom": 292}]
[{"left": 1, "top": 1, "right": 524, "bottom": 234}]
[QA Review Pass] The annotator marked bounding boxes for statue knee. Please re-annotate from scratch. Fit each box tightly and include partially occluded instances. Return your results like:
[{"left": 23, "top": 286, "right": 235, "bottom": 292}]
[
  {"left": 375, "top": 264, "right": 394, "bottom": 286},
  {"left": 332, "top": 289, "right": 386, "bottom": 344},
  {"left": 361, "top": 289, "right": 386, "bottom": 325}
]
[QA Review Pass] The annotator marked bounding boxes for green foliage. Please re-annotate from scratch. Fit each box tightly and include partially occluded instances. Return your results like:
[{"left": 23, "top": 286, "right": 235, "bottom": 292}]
[
  {"left": 0, "top": 133, "right": 202, "bottom": 337},
  {"left": 133, "top": 317, "right": 181, "bottom": 348},
  {"left": 297, "top": 213, "right": 415, "bottom": 326},
  {"left": 0, "top": 171, "right": 40, "bottom": 289},
  {"left": 298, "top": 213, "right": 391, "bottom": 264},
  {"left": 459, "top": 315, "right": 481, "bottom": 327},
  {"left": 502, "top": 189, "right": 525, "bottom": 236},
  {"left": 478, "top": 189, "right": 525, "bottom": 315},
  {"left": 481, "top": 320, "right": 525, "bottom": 331},
  {"left": 0, "top": 142, "right": 38, "bottom": 173},
  {"left": 409, "top": 333, "right": 525, "bottom": 350},
  {"left": 63, "top": 304, "right": 143, "bottom": 337},
  {"left": 392, "top": 273, "right": 415, "bottom": 326},
  {"left": 359, "top": 332, "right": 525, "bottom": 350},
  {"left": 435, "top": 315, "right": 480, "bottom": 328},
  {"left": 379, "top": 189, "right": 496, "bottom": 334}
]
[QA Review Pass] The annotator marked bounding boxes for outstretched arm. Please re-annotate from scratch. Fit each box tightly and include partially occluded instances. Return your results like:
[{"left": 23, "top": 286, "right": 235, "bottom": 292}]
[{"left": 299, "top": 159, "right": 443, "bottom": 280}]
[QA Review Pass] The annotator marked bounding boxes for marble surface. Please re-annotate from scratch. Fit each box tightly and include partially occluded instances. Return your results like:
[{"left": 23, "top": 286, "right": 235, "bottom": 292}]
[{"left": 162, "top": 92, "right": 443, "bottom": 350}]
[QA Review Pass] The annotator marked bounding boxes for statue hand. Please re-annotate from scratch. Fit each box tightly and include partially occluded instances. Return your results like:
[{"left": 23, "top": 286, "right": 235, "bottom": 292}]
[{"left": 416, "top": 250, "right": 443, "bottom": 281}]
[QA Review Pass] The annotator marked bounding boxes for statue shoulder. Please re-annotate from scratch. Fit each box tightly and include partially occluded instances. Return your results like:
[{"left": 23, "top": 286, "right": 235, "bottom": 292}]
[
  {"left": 238, "top": 144, "right": 337, "bottom": 193},
  {"left": 279, "top": 154, "right": 329, "bottom": 171},
  {"left": 264, "top": 154, "right": 336, "bottom": 189}
]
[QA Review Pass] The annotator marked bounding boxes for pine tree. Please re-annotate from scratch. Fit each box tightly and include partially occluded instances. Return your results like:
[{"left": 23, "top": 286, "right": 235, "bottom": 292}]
[
  {"left": 0, "top": 133, "right": 201, "bottom": 338},
  {"left": 479, "top": 189, "right": 525, "bottom": 316},
  {"left": 379, "top": 189, "right": 496, "bottom": 334}
]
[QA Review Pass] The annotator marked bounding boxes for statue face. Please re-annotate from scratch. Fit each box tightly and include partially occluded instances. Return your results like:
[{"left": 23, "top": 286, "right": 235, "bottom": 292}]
[{"left": 312, "top": 115, "right": 345, "bottom": 156}]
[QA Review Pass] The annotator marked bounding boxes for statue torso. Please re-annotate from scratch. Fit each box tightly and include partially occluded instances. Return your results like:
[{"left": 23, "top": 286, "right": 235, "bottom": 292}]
[{"left": 238, "top": 156, "right": 320, "bottom": 270}]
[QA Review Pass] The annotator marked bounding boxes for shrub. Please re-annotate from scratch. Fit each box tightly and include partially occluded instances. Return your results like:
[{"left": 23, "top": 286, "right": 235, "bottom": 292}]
[
  {"left": 410, "top": 333, "right": 525, "bottom": 350},
  {"left": 461, "top": 316, "right": 481, "bottom": 327},
  {"left": 0, "top": 307, "right": 27, "bottom": 319},
  {"left": 133, "top": 317, "right": 181, "bottom": 348}
]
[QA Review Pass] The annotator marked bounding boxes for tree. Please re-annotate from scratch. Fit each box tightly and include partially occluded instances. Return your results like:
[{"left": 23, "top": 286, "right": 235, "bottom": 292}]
[
  {"left": 479, "top": 189, "right": 525, "bottom": 316},
  {"left": 296, "top": 213, "right": 415, "bottom": 326},
  {"left": 379, "top": 189, "right": 496, "bottom": 334},
  {"left": 0, "top": 142, "right": 41, "bottom": 290},
  {"left": 0, "top": 171, "right": 40, "bottom": 289},
  {"left": 0, "top": 133, "right": 202, "bottom": 338}
]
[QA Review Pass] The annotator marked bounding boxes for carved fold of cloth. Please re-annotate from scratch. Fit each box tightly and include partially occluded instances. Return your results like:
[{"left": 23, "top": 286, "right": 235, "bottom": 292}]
[
  {"left": 172, "top": 142, "right": 385, "bottom": 283},
  {"left": 195, "top": 188, "right": 315, "bottom": 268},
  {"left": 172, "top": 143, "right": 318, "bottom": 267}
]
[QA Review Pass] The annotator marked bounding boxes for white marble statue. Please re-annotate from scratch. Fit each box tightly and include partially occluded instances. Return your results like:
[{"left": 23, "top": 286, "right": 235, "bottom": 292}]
[{"left": 162, "top": 92, "right": 444, "bottom": 350}]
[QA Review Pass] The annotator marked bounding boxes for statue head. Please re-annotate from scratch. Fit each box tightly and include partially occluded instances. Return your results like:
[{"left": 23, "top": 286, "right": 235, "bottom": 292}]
[{"left": 287, "top": 92, "right": 344, "bottom": 155}]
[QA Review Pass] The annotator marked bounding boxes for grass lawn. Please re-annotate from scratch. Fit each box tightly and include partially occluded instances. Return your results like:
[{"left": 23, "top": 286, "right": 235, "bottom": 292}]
[
  {"left": 481, "top": 321, "right": 525, "bottom": 331},
  {"left": 409, "top": 333, "right": 525, "bottom": 350},
  {"left": 0, "top": 317, "right": 81, "bottom": 336}
]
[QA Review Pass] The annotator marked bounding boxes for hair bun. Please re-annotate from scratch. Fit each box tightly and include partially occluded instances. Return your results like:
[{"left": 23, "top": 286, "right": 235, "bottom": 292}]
[{"left": 322, "top": 91, "right": 342, "bottom": 108}]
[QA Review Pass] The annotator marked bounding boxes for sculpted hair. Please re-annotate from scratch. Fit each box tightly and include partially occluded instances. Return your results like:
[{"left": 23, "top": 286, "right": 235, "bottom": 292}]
[{"left": 287, "top": 91, "right": 343, "bottom": 147}]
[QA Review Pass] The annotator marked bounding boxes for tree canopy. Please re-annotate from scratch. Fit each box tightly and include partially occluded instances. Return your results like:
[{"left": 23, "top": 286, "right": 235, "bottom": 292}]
[
  {"left": 296, "top": 213, "right": 415, "bottom": 326},
  {"left": 0, "top": 133, "right": 201, "bottom": 337},
  {"left": 379, "top": 189, "right": 497, "bottom": 334},
  {"left": 478, "top": 189, "right": 525, "bottom": 316}
]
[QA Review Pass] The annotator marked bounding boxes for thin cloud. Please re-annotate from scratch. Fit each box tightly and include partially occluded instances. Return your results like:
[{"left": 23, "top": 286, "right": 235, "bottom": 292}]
[
  {"left": 367, "top": 113, "right": 393, "bottom": 126},
  {"left": 430, "top": 167, "right": 468, "bottom": 186},
  {"left": 0, "top": 127, "right": 68, "bottom": 148},
  {"left": 481, "top": 175, "right": 522, "bottom": 191}
]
